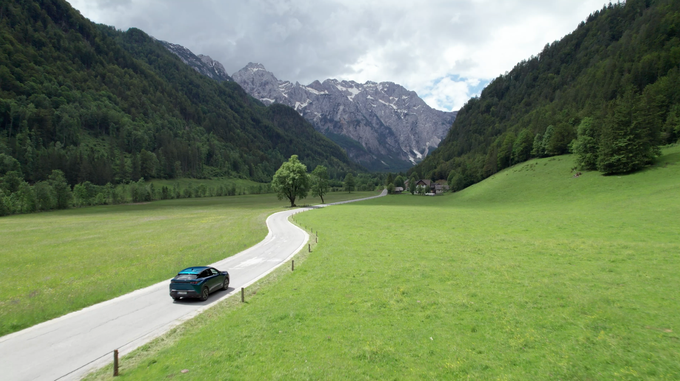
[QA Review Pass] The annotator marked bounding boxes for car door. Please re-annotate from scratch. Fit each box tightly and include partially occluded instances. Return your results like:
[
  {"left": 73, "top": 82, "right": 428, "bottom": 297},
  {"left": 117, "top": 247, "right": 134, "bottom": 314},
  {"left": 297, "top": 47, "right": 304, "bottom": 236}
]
[
  {"left": 207, "top": 268, "right": 221, "bottom": 291},
  {"left": 198, "top": 269, "right": 210, "bottom": 292}
]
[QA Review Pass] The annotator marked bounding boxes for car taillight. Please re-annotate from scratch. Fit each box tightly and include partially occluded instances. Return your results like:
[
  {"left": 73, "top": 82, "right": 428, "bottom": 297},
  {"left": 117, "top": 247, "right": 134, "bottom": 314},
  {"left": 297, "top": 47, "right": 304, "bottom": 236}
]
[{"left": 190, "top": 281, "right": 200, "bottom": 285}]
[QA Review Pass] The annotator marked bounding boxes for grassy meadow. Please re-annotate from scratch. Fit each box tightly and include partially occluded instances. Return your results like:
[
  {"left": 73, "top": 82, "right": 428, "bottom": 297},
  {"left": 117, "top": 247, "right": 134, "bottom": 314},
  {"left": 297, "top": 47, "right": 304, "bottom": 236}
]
[
  {"left": 0, "top": 190, "right": 379, "bottom": 336},
  {"left": 88, "top": 146, "right": 680, "bottom": 380}
]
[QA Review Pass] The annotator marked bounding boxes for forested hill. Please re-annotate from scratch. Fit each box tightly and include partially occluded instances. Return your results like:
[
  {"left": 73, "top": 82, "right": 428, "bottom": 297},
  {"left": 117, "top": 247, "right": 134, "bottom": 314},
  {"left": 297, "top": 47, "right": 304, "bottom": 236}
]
[
  {"left": 415, "top": 0, "right": 680, "bottom": 190},
  {"left": 0, "top": 0, "right": 360, "bottom": 187}
]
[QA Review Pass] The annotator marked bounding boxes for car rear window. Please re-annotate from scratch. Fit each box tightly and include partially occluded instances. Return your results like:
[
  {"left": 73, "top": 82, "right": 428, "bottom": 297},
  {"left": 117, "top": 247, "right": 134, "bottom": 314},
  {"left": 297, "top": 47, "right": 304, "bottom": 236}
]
[{"left": 175, "top": 274, "right": 198, "bottom": 280}]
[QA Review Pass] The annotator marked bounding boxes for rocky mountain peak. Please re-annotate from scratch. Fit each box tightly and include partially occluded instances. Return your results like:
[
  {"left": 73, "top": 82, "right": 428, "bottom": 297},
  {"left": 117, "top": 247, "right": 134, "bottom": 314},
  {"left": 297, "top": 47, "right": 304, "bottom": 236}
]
[
  {"left": 197, "top": 54, "right": 229, "bottom": 79},
  {"left": 232, "top": 63, "right": 457, "bottom": 171},
  {"left": 159, "top": 41, "right": 232, "bottom": 82},
  {"left": 244, "top": 62, "right": 267, "bottom": 71}
]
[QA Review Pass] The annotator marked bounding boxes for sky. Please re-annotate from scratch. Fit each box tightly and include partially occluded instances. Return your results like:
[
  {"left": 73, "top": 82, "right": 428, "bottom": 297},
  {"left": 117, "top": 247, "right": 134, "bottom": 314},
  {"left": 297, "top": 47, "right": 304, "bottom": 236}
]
[{"left": 68, "top": 0, "right": 607, "bottom": 112}]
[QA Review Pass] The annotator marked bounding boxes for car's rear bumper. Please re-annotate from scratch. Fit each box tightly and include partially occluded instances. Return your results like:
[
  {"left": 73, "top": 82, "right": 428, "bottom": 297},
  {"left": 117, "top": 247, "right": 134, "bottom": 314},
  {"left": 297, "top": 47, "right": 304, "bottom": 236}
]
[{"left": 170, "top": 289, "right": 200, "bottom": 299}]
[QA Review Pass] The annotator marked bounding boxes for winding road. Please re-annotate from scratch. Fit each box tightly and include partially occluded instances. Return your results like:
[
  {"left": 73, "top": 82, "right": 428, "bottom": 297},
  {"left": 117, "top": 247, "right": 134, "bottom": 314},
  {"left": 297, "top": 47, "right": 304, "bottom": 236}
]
[{"left": 0, "top": 190, "right": 386, "bottom": 381}]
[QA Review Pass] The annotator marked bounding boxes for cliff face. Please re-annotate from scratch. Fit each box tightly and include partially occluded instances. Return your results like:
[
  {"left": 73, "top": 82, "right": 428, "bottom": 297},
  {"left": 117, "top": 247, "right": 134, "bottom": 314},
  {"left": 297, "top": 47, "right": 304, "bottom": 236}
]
[
  {"left": 233, "top": 63, "right": 457, "bottom": 172},
  {"left": 159, "top": 41, "right": 232, "bottom": 82}
]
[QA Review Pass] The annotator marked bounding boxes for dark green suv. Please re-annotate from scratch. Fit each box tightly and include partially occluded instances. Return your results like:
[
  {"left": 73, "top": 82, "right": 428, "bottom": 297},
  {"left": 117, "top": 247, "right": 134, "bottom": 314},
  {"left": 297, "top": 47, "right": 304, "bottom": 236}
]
[{"left": 169, "top": 266, "right": 230, "bottom": 301}]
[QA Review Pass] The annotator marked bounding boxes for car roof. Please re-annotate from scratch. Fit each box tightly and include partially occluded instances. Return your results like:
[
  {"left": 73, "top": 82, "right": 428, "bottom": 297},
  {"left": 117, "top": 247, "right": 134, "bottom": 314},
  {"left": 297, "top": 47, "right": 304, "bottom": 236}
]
[{"left": 178, "top": 266, "right": 211, "bottom": 275}]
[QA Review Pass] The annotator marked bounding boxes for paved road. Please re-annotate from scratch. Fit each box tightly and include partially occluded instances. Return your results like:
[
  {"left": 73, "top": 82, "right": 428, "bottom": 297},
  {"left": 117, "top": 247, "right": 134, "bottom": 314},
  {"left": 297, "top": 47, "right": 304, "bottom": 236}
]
[{"left": 0, "top": 190, "right": 385, "bottom": 381}]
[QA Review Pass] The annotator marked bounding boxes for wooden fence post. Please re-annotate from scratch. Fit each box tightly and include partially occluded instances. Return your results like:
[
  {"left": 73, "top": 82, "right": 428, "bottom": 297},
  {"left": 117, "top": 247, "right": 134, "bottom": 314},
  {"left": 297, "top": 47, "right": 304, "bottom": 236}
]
[
  {"left": 113, "top": 349, "right": 119, "bottom": 377},
  {"left": 241, "top": 287, "right": 244, "bottom": 302}
]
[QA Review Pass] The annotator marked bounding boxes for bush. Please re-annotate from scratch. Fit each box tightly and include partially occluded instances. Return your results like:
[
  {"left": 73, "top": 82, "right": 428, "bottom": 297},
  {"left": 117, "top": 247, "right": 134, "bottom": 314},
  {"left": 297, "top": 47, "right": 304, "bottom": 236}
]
[
  {"left": 34, "top": 181, "right": 54, "bottom": 211},
  {"left": 49, "top": 170, "right": 72, "bottom": 209},
  {"left": 0, "top": 190, "right": 11, "bottom": 216}
]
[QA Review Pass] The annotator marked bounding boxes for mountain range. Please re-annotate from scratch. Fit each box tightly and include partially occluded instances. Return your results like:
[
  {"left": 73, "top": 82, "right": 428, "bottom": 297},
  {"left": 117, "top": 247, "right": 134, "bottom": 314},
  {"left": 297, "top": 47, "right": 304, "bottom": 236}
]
[
  {"left": 232, "top": 63, "right": 457, "bottom": 172},
  {"left": 156, "top": 41, "right": 456, "bottom": 172}
]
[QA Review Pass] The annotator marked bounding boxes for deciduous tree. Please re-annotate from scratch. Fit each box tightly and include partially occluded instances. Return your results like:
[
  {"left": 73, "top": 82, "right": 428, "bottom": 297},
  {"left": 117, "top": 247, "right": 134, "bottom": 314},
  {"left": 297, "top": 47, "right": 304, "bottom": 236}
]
[
  {"left": 271, "top": 155, "right": 310, "bottom": 207},
  {"left": 408, "top": 174, "right": 418, "bottom": 194},
  {"left": 512, "top": 129, "right": 534, "bottom": 164},
  {"left": 310, "top": 165, "right": 329, "bottom": 203},
  {"left": 393, "top": 175, "right": 405, "bottom": 188},
  {"left": 49, "top": 170, "right": 72, "bottom": 209},
  {"left": 343, "top": 173, "right": 355, "bottom": 193}
]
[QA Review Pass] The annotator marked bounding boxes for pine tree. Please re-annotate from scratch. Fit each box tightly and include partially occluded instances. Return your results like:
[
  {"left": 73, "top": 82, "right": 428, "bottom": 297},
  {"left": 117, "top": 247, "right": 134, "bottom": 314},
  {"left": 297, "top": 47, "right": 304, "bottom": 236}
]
[
  {"left": 531, "top": 133, "right": 543, "bottom": 157},
  {"left": 541, "top": 126, "right": 555, "bottom": 156},
  {"left": 131, "top": 151, "right": 141, "bottom": 181},
  {"left": 597, "top": 89, "right": 658, "bottom": 174},
  {"left": 573, "top": 117, "right": 599, "bottom": 170},
  {"left": 497, "top": 133, "right": 515, "bottom": 170}
]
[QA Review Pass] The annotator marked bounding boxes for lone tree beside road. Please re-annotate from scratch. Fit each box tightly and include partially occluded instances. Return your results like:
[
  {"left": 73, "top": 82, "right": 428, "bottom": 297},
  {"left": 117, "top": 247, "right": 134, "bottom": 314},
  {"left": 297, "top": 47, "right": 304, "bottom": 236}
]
[
  {"left": 310, "top": 165, "right": 330, "bottom": 203},
  {"left": 271, "top": 155, "right": 309, "bottom": 207},
  {"left": 344, "top": 173, "right": 355, "bottom": 193}
]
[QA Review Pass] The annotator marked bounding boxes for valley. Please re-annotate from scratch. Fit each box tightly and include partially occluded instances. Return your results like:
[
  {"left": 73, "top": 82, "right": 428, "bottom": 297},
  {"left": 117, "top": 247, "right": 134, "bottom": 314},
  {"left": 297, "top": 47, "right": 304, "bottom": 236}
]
[
  {"left": 85, "top": 147, "right": 680, "bottom": 380},
  {"left": 2, "top": 0, "right": 680, "bottom": 379}
]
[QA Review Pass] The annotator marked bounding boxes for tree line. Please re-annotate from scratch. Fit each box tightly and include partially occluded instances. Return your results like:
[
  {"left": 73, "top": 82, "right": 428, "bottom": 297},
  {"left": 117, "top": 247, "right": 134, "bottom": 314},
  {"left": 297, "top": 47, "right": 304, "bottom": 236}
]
[
  {"left": 0, "top": 153, "right": 274, "bottom": 216},
  {"left": 1, "top": 151, "right": 388, "bottom": 216},
  {"left": 415, "top": 0, "right": 680, "bottom": 191}
]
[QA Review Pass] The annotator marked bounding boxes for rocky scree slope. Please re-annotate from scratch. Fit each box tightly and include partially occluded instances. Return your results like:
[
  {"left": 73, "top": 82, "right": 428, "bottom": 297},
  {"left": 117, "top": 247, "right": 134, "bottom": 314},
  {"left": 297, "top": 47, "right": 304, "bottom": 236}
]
[{"left": 232, "top": 63, "right": 457, "bottom": 172}]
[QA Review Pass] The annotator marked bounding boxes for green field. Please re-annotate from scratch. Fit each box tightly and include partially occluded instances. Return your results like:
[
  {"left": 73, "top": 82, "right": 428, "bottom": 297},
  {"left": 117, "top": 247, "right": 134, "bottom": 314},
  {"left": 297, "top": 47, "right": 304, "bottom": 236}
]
[
  {"left": 0, "top": 190, "right": 379, "bottom": 336},
  {"left": 88, "top": 146, "right": 680, "bottom": 380}
]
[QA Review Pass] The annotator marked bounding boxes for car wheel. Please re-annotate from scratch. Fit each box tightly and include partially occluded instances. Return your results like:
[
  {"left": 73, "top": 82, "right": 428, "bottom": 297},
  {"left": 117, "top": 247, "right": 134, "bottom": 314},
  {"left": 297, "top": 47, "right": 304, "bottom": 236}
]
[
  {"left": 200, "top": 287, "right": 209, "bottom": 301},
  {"left": 222, "top": 278, "right": 229, "bottom": 290},
  {"left": 172, "top": 296, "right": 180, "bottom": 301}
]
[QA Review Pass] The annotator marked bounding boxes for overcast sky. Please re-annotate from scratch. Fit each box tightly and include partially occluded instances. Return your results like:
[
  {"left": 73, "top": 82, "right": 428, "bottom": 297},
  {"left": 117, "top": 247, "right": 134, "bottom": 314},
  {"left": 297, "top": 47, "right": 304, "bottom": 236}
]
[{"left": 68, "top": 0, "right": 606, "bottom": 112}]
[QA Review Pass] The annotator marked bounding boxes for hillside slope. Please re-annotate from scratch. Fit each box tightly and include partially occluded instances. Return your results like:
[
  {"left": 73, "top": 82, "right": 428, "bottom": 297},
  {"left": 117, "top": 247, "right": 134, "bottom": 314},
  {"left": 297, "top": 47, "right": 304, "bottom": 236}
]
[
  {"left": 0, "top": 0, "right": 359, "bottom": 186},
  {"left": 416, "top": 0, "right": 680, "bottom": 188}
]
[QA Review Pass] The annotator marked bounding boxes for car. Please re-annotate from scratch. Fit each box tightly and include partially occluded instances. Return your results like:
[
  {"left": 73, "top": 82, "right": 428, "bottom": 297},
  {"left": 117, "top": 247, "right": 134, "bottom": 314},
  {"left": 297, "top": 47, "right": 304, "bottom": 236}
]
[{"left": 169, "top": 266, "right": 230, "bottom": 301}]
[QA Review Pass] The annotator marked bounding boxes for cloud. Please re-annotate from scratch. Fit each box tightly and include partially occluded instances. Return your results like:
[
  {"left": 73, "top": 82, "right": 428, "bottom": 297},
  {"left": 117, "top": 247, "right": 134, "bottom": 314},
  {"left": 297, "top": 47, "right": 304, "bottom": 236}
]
[
  {"left": 419, "top": 76, "right": 489, "bottom": 112},
  {"left": 68, "top": 0, "right": 607, "bottom": 111}
]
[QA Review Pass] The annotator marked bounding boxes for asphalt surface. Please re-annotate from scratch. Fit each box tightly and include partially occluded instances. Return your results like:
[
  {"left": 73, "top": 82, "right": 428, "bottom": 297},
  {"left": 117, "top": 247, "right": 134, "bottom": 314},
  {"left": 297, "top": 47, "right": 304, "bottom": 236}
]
[{"left": 0, "top": 190, "right": 385, "bottom": 381}]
